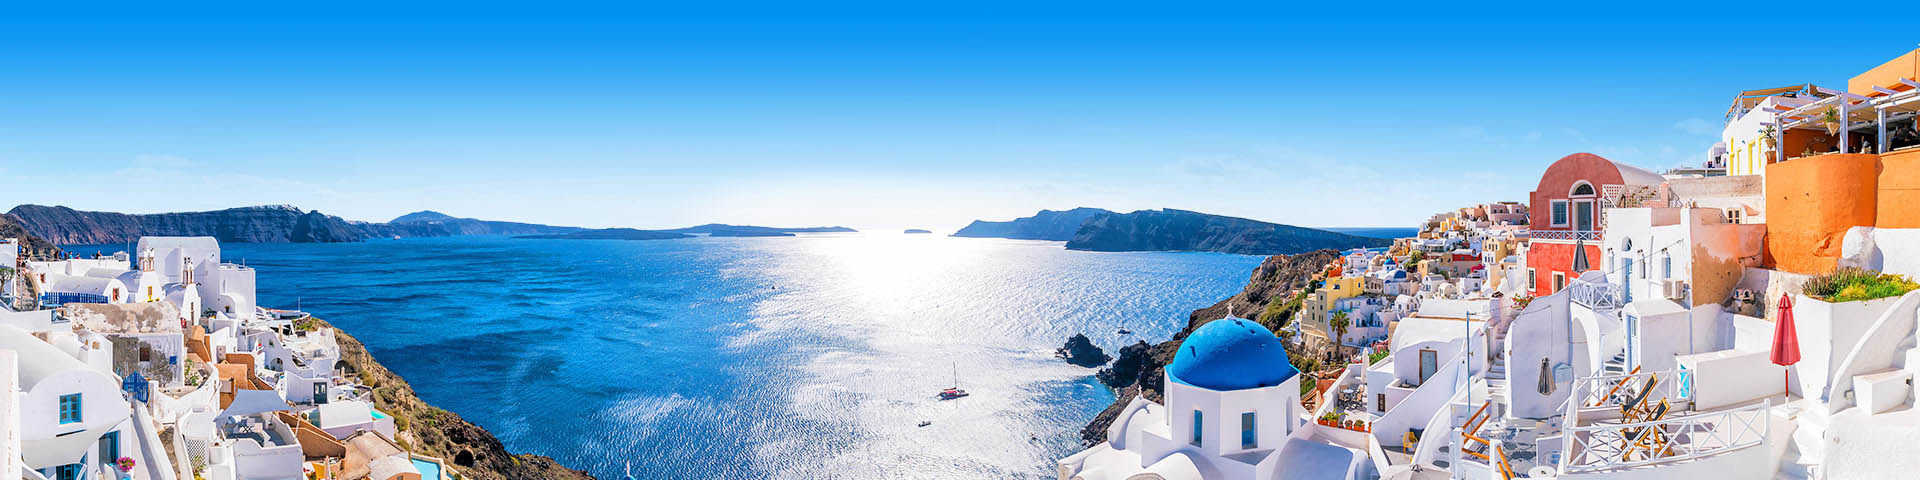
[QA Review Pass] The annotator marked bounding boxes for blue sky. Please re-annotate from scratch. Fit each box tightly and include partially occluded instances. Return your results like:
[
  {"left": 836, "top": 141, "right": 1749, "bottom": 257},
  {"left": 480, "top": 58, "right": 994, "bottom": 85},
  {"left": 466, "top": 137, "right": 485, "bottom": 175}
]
[{"left": 2, "top": 3, "right": 1914, "bottom": 231}]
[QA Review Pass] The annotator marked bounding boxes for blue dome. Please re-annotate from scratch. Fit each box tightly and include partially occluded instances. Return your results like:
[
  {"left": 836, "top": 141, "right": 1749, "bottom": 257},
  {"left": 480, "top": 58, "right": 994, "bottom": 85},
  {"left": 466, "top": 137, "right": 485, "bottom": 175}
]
[{"left": 1167, "top": 318, "right": 1298, "bottom": 391}]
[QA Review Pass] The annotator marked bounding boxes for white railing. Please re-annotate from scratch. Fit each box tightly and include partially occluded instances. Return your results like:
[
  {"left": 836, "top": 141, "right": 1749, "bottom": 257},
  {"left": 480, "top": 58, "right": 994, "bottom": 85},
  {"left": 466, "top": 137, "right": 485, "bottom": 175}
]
[
  {"left": 1560, "top": 400, "right": 1769, "bottom": 473},
  {"left": 1569, "top": 281, "right": 1625, "bottom": 312},
  {"left": 1568, "top": 369, "right": 1680, "bottom": 413},
  {"left": 1531, "top": 230, "right": 1603, "bottom": 241}
]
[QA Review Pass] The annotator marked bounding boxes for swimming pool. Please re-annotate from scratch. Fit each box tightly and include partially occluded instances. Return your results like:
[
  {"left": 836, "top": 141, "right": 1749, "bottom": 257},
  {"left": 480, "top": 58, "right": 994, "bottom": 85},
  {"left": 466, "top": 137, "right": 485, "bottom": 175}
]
[
  {"left": 411, "top": 458, "right": 443, "bottom": 480},
  {"left": 371, "top": 409, "right": 390, "bottom": 420}
]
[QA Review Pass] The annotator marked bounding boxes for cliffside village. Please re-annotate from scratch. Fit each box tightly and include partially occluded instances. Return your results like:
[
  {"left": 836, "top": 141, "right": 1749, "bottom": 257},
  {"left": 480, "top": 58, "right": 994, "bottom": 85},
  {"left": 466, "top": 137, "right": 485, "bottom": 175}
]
[
  {"left": 1059, "top": 48, "right": 1920, "bottom": 479},
  {"left": 0, "top": 237, "right": 456, "bottom": 480}
]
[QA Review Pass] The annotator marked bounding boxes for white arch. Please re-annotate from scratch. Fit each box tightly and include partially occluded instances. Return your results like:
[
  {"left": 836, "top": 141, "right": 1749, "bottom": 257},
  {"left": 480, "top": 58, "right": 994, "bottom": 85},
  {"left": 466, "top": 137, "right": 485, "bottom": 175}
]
[{"left": 1568, "top": 180, "right": 1597, "bottom": 197}]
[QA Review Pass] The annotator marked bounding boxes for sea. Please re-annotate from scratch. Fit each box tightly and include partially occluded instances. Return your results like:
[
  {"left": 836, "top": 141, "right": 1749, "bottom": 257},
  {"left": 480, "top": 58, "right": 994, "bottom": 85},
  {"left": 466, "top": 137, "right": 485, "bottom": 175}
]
[{"left": 64, "top": 232, "right": 1404, "bottom": 478}]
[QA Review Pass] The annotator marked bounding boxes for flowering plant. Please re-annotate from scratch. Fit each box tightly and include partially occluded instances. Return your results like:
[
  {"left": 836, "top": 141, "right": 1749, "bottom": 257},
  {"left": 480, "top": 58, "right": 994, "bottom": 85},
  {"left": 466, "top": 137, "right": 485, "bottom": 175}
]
[{"left": 118, "top": 456, "right": 137, "bottom": 472}]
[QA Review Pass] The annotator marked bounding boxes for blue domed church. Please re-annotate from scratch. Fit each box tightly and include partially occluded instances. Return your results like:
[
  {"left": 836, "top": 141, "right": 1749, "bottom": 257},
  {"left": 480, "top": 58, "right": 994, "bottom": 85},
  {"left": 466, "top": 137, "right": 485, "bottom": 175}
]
[{"left": 1059, "top": 318, "right": 1371, "bottom": 480}]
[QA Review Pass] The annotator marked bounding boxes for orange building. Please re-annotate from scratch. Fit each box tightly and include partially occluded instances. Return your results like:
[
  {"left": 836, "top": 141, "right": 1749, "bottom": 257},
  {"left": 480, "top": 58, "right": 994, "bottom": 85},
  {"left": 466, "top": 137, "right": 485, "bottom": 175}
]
[{"left": 1758, "top": 48, "right": 1920, "bottom": 273}]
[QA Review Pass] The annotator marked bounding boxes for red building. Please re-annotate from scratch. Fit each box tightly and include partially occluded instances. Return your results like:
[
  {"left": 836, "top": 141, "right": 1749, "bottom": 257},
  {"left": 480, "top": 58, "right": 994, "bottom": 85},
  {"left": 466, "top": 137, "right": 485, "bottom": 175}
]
[{"left": 1525, "top": 153, "right": 1665, "bottom": 295}]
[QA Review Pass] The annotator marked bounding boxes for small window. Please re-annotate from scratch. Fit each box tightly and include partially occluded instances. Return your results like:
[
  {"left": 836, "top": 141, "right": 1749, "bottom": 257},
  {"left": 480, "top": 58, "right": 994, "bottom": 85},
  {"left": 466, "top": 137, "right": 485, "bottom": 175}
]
[
  {"left": 55, "top": 464, "right": 82, "bottom": 480},
  {"left": 58, "top": 394, "right": 82, "bottom": 424},
  {"left": 1191, "top": 410, "right": 1204, "bottom": 447},
  {"left": 1552, "top": 273, "right": 1567, "bottom": 293},
  {"left": 1662, "top": 255, "right": 1673, "bottom": 279},
  {"left": 1377, "top": 393, "right": 1387, "bottom": 412},
  {"left": 1570, "top": 182, "right": 1596, "bottom": 196},
  {"left": 1528, "top": 269, "right": 1537, "bottom": 291},
  {"left": 1240, "top": 412, "right": 1258, "bottom": 449},
  {"left": 1550, "top": 200, "right": 1569, "bottom": 227}
]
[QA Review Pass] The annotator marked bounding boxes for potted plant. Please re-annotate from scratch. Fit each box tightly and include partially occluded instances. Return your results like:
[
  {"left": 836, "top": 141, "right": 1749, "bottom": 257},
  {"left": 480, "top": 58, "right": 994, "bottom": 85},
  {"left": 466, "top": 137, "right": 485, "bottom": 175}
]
[
  {"left": 1821, "top": 107, "right": 1842, "bottom": 135},
  {"left": 1759, "top": 125, "right": 1778, "bottom": 148}
]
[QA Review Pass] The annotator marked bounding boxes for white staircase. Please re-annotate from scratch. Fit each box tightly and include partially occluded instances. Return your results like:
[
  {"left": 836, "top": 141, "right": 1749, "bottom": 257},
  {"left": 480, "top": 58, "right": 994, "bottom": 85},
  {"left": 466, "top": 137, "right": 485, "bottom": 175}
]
[
  {"left": 1777, "top": 413, "right": 1829, "bottom": 480},
  {"left": 1603, "top": 352, "right": 1628, "bottom": 374}
]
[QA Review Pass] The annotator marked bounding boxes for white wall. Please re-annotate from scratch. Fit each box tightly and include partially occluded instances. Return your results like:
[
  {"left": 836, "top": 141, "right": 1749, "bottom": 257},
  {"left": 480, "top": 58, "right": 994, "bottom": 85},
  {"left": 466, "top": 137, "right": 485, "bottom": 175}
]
[
  {"left": 1787, "top": 294, "right": 1898, "bottom": 399},
  {"left": 1504, "top": 293, "right": 1587, "bottom": 419},
  {"left": 1840, "top": 227, "right": 1920, "bottom": 279},
  {"left": 1163, "top": 377, "right": 1298, "bottom": 458},
  {"left": 0, "top": 351, "right": 18, "bottom": 480},
  {"left": 1678, "top": 349, "right": 1783, "bottom": 410},
  {"left": 1626, "top": 301, "right": 1718, "bottom": 374}
]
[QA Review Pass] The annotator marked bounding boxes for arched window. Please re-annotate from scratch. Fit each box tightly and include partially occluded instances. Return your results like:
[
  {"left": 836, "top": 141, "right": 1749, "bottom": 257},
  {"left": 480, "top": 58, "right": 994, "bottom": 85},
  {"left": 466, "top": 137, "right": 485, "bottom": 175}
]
[{"left": 1570, "top": 181, "right": 1596, "bottom": 196}]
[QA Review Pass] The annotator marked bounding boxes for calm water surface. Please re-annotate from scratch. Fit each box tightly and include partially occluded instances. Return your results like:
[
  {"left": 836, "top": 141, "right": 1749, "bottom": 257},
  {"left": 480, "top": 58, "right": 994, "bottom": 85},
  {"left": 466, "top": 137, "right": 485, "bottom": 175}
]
[{"left": 82, "top": 234, "right": 1263, "bottom": 478}]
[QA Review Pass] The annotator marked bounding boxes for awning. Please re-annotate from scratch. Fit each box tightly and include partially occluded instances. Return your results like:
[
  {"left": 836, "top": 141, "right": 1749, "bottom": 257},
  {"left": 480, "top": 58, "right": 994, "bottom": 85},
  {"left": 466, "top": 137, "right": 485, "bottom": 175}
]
[{"left": 218, "top": 388, "right": 291, "bottom": 419}]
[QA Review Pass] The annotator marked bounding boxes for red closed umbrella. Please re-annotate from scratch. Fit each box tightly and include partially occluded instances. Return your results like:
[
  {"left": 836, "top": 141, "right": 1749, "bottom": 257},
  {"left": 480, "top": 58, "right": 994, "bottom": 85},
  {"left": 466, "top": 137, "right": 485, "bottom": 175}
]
[{"left": 1771, "top": 294, "right": 1800, "bottom": 396}]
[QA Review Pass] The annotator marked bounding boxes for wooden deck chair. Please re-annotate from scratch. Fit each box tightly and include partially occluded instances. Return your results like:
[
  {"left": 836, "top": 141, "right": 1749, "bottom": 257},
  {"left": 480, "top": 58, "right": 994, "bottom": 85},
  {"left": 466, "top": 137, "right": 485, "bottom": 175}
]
[
  {"left": 1620, "top": 375, "right": 1660, "bottom": 416},
  {"left": 1623, "top": 400, "right": 1675, "bottom": 460}
]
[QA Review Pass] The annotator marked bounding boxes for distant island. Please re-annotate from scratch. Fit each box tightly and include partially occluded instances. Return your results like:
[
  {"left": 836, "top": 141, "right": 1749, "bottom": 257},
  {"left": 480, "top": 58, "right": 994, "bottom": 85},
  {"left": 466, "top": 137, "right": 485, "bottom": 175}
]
[
  {"left": 3, "top": 204, "right": 864, "bottom": 245},
  {"left": 903, "top": 229, "right": 932, "bottom": 234},
  {"left": 657, "top": 224, "right": 856, "bottom": 237},
  {"left": 518, "top": 224, "right": 857, "bottom": 241},
  {"left": 1067, "top": 209, "right": 1393, "bottom": 255},
  {"left": 951, "top": 207, "right": 1113, "bottom": 241},
  {"left": 953, "top": 207, "right": 1394, "bottom": 255},
  {"left": 517, "top": 228, "right": 690, "bottom": 241},
  {"left": 3, "top": 204, "right": 585, "bottom": 244}
]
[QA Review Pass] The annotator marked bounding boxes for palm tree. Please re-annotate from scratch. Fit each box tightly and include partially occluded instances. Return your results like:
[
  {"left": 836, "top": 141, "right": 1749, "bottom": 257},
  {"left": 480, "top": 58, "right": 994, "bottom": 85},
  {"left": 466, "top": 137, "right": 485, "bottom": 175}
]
[{"left": 1329, "top": 311, "right": 1351, "bottom": 351}]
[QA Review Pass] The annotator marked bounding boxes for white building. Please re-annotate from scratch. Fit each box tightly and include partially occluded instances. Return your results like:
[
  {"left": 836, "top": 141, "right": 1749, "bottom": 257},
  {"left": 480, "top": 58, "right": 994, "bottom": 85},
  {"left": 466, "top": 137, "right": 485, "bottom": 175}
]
[
  {"left": 1058, "top": 318, "right": 1368, "bottom": 479},
  {"left": 0, "top": 324, "right": 132, "bottom": 480}
]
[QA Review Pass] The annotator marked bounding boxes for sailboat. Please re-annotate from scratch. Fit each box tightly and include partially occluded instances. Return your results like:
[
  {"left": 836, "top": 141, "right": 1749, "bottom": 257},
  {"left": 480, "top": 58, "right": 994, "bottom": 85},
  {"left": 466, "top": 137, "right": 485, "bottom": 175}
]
[{"left": 937, "top": 363, "right": 969, "bottom": 400}]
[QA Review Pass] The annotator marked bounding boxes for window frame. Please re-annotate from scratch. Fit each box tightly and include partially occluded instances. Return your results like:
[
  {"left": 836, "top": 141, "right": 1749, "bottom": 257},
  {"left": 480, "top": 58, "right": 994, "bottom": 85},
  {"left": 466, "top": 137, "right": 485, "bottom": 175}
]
[
  {"left": 1568, "top": 181, "right": 1597, "bottom": 197},
  {"left": 1550, "top": 200, "right": 1569, "bottom": 227},
  {"left": 1240, "top": 412, "right": 1258, "bottom": 449},
  {"left": 58, "top": 393, "right": 82, "bottom": 425},
  {"left": 1191, "top": 410, "right": 1204, "bottom": 447},
  {"left": 100, "top": 430, "right": 119, "bottom": 466},
  {"left": 1552, "top": 272, "right": 1567, "bottom": 293}
]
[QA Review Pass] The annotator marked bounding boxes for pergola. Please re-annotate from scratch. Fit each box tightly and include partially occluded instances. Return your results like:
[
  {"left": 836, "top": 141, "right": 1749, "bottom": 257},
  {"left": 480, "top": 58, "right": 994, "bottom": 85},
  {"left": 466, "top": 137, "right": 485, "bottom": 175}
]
[{"left": 1762, "top": 81, "right": 1920, "bottom": 155}]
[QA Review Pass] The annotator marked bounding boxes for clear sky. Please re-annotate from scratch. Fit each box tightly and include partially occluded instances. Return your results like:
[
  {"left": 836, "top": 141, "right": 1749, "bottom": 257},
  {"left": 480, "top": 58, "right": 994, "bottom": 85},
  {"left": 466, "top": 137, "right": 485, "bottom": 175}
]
[{"left": 3, "top": 3, "right": 1915, "bottom": 231}]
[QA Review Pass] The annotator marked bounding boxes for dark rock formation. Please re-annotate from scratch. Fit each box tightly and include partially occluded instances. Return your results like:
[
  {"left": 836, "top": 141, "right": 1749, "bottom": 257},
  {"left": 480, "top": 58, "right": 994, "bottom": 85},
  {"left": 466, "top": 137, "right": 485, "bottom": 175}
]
[
  {"left": 0, "top": 213, "right": 62, "bottom": 256},
  {"left": 319, "top": 317, "right": 593, "bottom": 480},
  {"left": 1065, "top": 209, "right": 1393, "bottom": 255},
  {"left": 1078, "top": 250, "right": 1339, "bottom": 445},
  {"left": 1056, "top": 334, "right": 1112, "bottom": 368},
  {"left": 903, "top": 229, "right": 932, "bottom": 234},
  {"left": 516, "top": 228, "right": 690, "bottom": 240},
  {"left": 4, "top": 205, "right": 581, "bottom": 245},
  {"left": 1095, "top": 341, "right": 1153, "bottom": 388},
  {"left": 952, "top": 207, "right": 1114, "bottom": 241}
]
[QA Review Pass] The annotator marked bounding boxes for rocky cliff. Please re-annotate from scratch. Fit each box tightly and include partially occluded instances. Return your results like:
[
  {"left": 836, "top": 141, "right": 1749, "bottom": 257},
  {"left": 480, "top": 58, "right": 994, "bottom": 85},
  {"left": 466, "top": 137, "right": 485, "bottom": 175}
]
[
  {"left": 1079, "top": 249, "right": 1339, "bottom": 445},
  {"left": 0, "top": 213, "right": 62, "bottom": 256},
  {"left": 951, "top": 207, "right": 1114, "bottom": 241},
  {"left": 4, "top": 205, "right": 581, "bottom": 245},
  {"left": 1065, "top": 209, "right": 1393, "bottom": 255},
  {"left": 317, "top": 317, "right": 593, "bottom": 480}
]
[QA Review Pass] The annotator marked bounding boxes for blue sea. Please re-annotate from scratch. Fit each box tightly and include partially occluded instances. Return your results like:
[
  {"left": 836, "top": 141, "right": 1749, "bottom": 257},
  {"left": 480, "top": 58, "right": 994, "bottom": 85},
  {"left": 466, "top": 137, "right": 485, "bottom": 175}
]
[{"left": 73, "top": 234, "right": 1264, "bottom": 479}]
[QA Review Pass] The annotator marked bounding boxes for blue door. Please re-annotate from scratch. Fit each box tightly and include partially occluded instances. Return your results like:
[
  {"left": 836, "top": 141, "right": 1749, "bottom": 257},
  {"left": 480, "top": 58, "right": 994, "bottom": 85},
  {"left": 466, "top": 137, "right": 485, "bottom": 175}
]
[
  {"left": 1625, "top": 314, "right": 1640, "bottom": 368},
  {"left": 1621, "top": 259, "right": 1633, "bottom": 303}
]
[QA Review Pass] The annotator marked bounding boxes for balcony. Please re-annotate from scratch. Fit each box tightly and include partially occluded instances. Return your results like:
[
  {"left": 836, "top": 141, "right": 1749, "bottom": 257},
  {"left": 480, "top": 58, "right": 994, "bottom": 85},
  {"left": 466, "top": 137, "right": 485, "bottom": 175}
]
[
  {"left": 1530, "top": 230, "right": 1602, "bottom": 241},
  {"left": 1569, "top": 282, "right": 1625, "bottom": 312}
]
